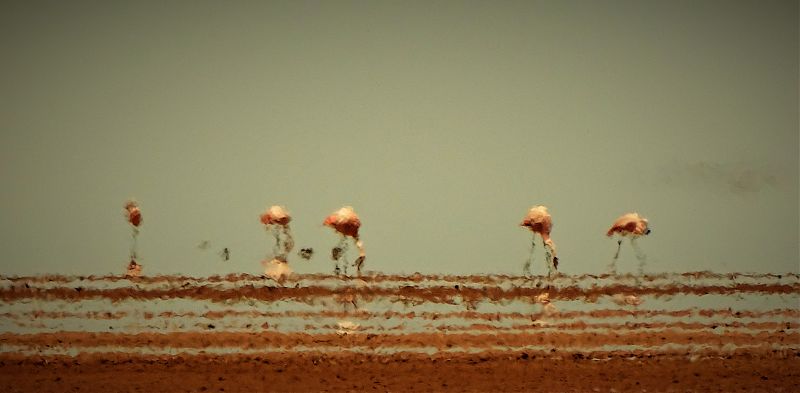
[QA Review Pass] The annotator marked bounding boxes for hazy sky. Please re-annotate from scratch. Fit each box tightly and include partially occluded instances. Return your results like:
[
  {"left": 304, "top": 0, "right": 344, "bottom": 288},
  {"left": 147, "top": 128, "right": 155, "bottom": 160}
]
[{"left": 1, "top": 0, "right": 797, "bottom": 276}]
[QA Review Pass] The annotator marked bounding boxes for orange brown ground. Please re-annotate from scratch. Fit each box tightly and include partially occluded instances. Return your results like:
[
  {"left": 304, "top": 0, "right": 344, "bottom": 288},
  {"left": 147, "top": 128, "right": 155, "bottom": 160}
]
[
  {"left": 2, "top": 282, "right": 796, "bottom": 304},
  {"left": 0, "top": 353, "right": 798, "bottom": 392},
  {"left": 3, "top": 331, "right": 799, "bottom": 350}
]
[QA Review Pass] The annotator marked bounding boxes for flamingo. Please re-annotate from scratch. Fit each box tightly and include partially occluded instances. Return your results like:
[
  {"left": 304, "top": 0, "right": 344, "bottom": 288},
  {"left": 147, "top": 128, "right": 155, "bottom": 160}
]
[
  {"left": 259, "top": 205, "right": 295, "bottom": 262},
  {"left": 323, "top": 206, "right": 365, "bottom": 276},
  {"left": 123, "top": 200, "right": 142, "bottom": 275},
  {"left": 520, "top": 205, "right": 559, "bottom": 277},
  {"left": 606, "top": 212, "right": 651, "bottom": 275}
]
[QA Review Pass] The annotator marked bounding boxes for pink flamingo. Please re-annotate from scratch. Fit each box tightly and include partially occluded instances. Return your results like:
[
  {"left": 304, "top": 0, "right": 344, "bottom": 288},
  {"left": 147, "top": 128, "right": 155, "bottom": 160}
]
[
  {"left": 520, "top": 205, "right": 559, "bottom": 277},
  {"left": 323, "top": 206, "right": 365, "bottom": 276},
  {"left": 259, "top": 205, "right": 294, "bottom": 262},
  {"left": 606, "top": 212, "right": 651, "bottom": 275},
  {"left": 123, "top": 200, "right": 142, "bottom": 275}
]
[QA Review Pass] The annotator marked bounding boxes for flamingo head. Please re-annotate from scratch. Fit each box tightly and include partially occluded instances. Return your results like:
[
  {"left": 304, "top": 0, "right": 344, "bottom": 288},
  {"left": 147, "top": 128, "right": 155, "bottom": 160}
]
[
  {"left": 519, "top": 218, "right": 532, "bottom": 228},
  {"left": 640, "top": 217, "right": 651, "bottom": 235},
  {"left": 521, "top": 219, "right": 545, "bottom": 233}
]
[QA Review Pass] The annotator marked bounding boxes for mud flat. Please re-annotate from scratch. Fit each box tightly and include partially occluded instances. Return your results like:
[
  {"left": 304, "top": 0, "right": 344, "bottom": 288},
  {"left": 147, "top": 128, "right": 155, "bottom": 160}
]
[
  {"left": 0, "top": 352, "right": 798, "bottom": 392},
  {"left": 1, "top": 272, "right": 797, "bottom": 391},
  {"left": 2, "top": 278, "right": 797, "bottom": 303},
  {"left": 3, "top": 330, "right": 799, "bottom": 351}
]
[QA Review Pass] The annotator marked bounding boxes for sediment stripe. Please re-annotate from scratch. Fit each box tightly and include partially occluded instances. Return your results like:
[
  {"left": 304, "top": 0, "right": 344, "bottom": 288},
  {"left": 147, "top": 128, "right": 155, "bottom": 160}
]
[
  {"left": 153, "top": 308, "right": 800, "bottom": 321},
  {"left": 1, "top": 342, "right": 797, "bottom": 359},
  {"left": 428, "top": 321, "right": 794, "bottom": 332},
  {"left": 2, "top": 308, "right": 797, "bottom": 322},
  {"left": 0, "top": 311, "right": 128, "bottom": 320},
  {"left": 1, "top": 282, "right": 796, "bottom": 303},
  {"left": 5, "top": 279, "right": 797, "bottom": 296},
  {"left": 5, "top": 311, "right": 792, "bottom": 332},
  {"left": 2, "top": 346, "right": 798, "bottom": 367},
  {"left": 0, "top": 309, "right": 800, "bottom": 321},
  {"left": 278, "top": 321, "right": 794, "bottom": 334},
  {"left": 3, "top": 272, "right": 797, "bottom": 285},
  {"left": 2, "top": 331, "right": 797, "bottom": 350}
]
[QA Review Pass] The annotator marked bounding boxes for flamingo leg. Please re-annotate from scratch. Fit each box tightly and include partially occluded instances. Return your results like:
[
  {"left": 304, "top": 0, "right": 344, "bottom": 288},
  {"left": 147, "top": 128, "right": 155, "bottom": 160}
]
[
  {"left": 544, "top": 245, "right": 555, "bottom": 279},
  {"left": 353, "top": 256, "right": 365, "bottom": 276},
  {"left": 524, "top": 235, "right": 535, "bottom": 277},
  {"left": 608, "top": 240, "right": 622, "bottom": 275},
  {"left": 270, "top": 225, "right": 282, "bottom": 259},
  {"left": 281, "top": 224, "right": 295, "bottom": 257},
  {"left": 342, "top": 238, "right": 350, "bottom": 276},
  {"left": 332, "top": 236, "right": 348, "bottom": 276},
  {"left": 129, "top": 228, "right": 139, "bottom": 260},
  {"left": 631, "top": 237, "right": 647, "bottom": 276},
  {"left": 353, "top": 238, "right": 365, "bottom": 276}
]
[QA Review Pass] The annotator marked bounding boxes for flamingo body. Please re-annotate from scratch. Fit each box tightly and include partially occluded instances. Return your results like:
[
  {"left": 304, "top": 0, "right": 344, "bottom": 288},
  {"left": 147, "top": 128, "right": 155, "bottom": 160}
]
[
  {"left": 607, "top": 212, "right": 650, "bottom": 237},
  {"left": 124, "top": 201, "right": 142, "bottom": 227},
  {"left": 323, "top": 206, "right": 361, "bottom": 238},
  {"left": 260, "top": 205, "right": 291, "bottom": 226}
]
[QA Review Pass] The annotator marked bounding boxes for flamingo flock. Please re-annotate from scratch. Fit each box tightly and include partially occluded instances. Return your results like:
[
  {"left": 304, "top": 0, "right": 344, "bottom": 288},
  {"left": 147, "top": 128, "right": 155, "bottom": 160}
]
[{"left": 121, "top": 200, "right": 652, "bottom": 278}]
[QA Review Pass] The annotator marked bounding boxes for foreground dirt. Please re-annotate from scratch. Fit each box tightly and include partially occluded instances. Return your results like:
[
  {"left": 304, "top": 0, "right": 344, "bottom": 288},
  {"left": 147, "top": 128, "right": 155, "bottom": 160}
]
[
  {"left": 1, "top": 353, "right": 798, "bottom": 392},
  {"left": 5, "top": 330, "right": 797, "bottom": 351}
]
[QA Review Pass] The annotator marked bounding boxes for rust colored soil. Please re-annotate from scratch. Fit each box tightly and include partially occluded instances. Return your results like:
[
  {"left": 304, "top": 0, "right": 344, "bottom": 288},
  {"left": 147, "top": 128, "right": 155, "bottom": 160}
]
[
  {"left": 4, "top": 330, "right": 798, "bottom": 350},
  {"left": 2, "top": 282, "right": 796, "bottom": 303},
  {"left": 0, "top": 353, "right": 798, "bottom": 392}
]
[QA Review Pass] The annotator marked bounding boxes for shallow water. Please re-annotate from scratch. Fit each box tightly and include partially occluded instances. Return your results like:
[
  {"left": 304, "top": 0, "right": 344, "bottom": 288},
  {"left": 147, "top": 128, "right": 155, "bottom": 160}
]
[{"left": 1, "top": 272, "right": 797, "bottom": 356}]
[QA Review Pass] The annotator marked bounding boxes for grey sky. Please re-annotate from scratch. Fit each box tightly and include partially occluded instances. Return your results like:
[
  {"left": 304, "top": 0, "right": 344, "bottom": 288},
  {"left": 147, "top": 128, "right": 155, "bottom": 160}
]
[{"left": 1, "top": 0, "right": 797, "bottom": 276}]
